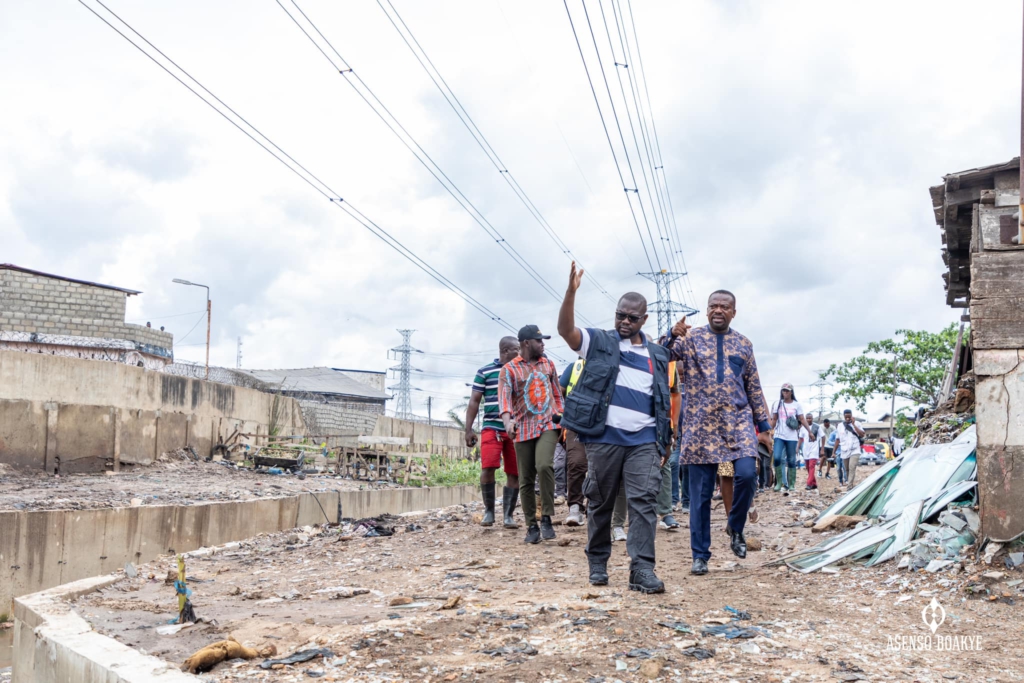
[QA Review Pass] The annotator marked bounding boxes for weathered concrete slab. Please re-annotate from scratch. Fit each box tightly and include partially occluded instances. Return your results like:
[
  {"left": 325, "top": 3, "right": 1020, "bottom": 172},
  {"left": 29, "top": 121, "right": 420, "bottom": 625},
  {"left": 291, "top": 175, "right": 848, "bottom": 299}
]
[
  {"left": 13, "top": 575, "right": 198, "bottom": 682},
  {"left": 1, "top": 485, "right": 478, "bottom": 621}
]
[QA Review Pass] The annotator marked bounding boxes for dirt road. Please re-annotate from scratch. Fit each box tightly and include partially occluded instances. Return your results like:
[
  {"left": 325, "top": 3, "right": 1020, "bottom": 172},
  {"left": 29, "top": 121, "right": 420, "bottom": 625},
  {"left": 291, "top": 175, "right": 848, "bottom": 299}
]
[{"left": 76, "top": 476, "right": 1021, "bottom": 682}]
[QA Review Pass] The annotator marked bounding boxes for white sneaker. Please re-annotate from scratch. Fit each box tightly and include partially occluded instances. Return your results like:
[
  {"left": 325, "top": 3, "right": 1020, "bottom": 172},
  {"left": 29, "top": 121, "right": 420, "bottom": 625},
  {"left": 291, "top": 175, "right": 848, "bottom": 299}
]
[
  {"left": 564, "top": 504, "right": 584, "bottom": 527},
  {"left": 612, "top": 526, "right": 627, "bottom": 542},
  {"left": 553, "top": 495, "right": 566, "bottom": 506}
]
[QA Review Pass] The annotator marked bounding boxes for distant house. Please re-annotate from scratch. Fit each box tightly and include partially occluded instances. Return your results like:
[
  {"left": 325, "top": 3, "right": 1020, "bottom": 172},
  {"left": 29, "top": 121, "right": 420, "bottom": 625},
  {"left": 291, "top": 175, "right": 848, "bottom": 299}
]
[
  {"left": 0, "top": 264, "right": 173, "bottom": 369},
  {"left": 234, "top": 367, "right": 392, "bottom": 437}
]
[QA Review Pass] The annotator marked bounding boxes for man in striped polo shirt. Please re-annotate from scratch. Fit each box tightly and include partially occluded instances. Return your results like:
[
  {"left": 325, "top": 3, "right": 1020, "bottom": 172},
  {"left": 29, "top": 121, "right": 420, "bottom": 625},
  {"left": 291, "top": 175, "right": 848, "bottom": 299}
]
[
  {"left": 465, "top": 336, "right": 521, "bottom": 528},
  {"left": 558, "top": 263, "right": 672, "bottom": 594}
]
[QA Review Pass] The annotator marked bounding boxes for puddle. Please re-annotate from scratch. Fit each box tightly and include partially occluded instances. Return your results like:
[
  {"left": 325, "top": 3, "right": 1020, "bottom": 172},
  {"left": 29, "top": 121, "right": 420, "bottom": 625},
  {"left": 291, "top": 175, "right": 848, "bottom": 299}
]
[{"left": 0, "top": 626, "right": 12, "bottom": 669}]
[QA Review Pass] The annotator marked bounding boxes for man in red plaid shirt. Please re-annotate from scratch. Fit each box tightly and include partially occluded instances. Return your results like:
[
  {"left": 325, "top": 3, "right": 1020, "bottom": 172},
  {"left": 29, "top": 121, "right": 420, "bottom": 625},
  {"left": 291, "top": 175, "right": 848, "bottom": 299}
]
[{"left": 499, "top": 325, "right": 565, "bottom": 544}]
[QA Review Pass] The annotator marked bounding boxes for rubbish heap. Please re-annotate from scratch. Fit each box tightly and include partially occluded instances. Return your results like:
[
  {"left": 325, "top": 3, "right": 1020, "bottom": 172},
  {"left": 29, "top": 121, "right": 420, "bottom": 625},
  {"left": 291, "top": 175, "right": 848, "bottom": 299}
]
[{"left": 780, "top": 426, "right": 978, "bottom": 572}]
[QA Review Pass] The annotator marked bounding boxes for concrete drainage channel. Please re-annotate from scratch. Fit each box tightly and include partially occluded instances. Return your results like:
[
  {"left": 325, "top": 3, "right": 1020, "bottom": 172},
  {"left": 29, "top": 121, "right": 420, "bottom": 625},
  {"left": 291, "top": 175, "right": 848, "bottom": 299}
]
[{"left": 3, "top": 484, "right": 478, "bottom": 681}]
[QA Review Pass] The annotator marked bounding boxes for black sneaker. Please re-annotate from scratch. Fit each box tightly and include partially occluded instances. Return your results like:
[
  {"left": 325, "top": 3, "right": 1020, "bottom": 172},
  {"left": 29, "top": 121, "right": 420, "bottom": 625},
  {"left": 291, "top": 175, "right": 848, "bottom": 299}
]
[
  {"left": 540, "top": 515, "right": 556, "bottom": 540},
  {"left": 589, "top": 564, "right": 609, "bottom": 586},
  {"left": 628, "top": 568, "right": 665, "bottom": 594},
  {"left": 690, "top": 558, "right": 709, "bottom": 575},
  {"left": 730, "top": 530, "right": 747, "bottom": 559},
  {"left": 524, "top": 524, "right": 541, "bottom": 544}
]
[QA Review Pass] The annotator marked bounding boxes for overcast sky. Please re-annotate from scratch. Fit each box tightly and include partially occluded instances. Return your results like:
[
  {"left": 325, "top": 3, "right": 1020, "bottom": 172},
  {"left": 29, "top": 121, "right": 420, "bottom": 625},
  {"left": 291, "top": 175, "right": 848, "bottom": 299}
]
[{"left": 2, "top": 0, "right": 1019, "bottom": 422}]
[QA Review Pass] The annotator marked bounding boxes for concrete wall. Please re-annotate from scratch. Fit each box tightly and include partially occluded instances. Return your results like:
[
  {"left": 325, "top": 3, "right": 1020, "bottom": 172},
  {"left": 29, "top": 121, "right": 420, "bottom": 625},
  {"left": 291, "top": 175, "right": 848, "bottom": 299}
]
[
  {"left": 0, "top": 350, "right": 305, "bottom": 472},
  {"left": 0, "top": 267, "right": 173, "bottom": 355},
  {"left": 0, "top": 485, "right": 477, "bottom": 625},
  {"left": 374, "top": 415, "right": 465, "bottom": 448},
  {"left": 14, "top": 575, "right": 200, "bottom": 682}
]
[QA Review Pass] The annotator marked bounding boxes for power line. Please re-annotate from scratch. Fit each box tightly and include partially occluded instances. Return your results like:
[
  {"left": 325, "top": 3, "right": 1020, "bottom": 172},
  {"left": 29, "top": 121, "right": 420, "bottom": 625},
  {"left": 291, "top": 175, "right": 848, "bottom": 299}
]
[
  {"left": 277, "top": 0, "right": 595, "bottom": 326},
  {"left": 618, "top": 0, "right": 697, "bottom": 307},
  {"left": 561, "top": 0, "right": 661, "bottom": 277},
  {"left": 603, "top": 0, "right": 688, "bottom": 308},
  {"left": 596, "top": 1, "right": 678, "bottom": 297},
  {"left": 378, "top": 0, "right": 616, "bottom": 305},
  {"left": 79, "top": 0, "right": 520, "bottom": 338}
]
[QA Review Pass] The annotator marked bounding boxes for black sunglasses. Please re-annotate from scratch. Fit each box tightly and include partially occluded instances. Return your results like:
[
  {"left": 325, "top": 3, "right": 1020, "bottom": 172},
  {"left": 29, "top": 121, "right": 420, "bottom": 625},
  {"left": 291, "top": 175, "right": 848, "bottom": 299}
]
[{"left": 615, "top": 311, "right": 643, "bottom": 324}]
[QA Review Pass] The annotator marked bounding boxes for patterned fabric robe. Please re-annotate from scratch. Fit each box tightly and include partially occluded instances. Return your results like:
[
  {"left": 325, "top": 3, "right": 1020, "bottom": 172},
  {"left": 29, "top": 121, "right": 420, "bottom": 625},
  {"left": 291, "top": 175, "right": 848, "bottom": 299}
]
[{"left": 660, "top": 326, "right": 771, "bottom": 465}]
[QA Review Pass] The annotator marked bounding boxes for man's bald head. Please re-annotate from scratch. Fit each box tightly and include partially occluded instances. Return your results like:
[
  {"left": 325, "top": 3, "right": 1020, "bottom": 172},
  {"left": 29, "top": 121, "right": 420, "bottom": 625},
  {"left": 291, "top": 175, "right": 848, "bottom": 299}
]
[
  {"left": 618, "top": 292, "right": 648, "bottom": 313},
  {"left": 498, "top": 336, "right": 520, "bottom": 364}
]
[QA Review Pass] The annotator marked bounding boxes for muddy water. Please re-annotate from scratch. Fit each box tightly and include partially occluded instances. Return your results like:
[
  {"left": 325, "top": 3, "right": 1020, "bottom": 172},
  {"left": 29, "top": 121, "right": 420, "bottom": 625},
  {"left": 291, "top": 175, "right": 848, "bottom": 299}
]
[{"left": 0, "top": 627, "right": 12, "bottom": 669}]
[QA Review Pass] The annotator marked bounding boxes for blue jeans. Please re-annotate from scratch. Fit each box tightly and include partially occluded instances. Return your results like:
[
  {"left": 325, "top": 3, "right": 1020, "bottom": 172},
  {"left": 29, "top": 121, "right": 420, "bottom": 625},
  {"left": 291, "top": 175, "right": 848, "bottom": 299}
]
[
  {"left": 837, "top": 454, "right": 846, "bottom": 484},
  {"left": 689, "top": 457, "right": 756, "bottom": 560},
  {"left": 669, "top": 446, "right": 687, "bottom": 506},
  {"left": 772, "top": 438, "right": 798, "bottom": 468}
]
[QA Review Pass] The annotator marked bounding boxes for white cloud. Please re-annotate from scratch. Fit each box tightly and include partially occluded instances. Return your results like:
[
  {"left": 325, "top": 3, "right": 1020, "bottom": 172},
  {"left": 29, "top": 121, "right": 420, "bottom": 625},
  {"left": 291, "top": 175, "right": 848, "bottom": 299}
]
[{"left": 1, "top": 0, "right": 1015, "bottom": 419}]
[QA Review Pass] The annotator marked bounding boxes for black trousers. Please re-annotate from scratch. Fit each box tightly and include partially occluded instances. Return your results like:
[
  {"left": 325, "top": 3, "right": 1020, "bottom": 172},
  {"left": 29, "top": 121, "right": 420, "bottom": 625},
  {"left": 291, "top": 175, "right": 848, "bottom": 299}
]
[{"left": 583, "top": 442, "right": 661, "bottom": 571}]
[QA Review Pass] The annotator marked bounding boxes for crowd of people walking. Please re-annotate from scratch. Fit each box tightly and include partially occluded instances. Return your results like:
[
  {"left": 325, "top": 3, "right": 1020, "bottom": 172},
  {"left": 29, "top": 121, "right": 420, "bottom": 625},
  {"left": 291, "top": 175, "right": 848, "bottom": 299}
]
[{"left": 464, "top": 262, "right": 871, "bottom": 593}]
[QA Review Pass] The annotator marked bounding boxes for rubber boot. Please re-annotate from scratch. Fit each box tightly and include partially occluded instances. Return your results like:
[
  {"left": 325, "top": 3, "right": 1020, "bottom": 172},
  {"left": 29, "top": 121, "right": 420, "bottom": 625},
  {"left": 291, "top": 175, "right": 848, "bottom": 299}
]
[
  {"left": 480, "top": 482, "right": 495, "bottom": 526},
  {"left": 787, "top": 466, "right": 797, "bottom": 490},
  {"left": 773, "top": 466, "right": 783, "bottom": 492},
  {"left": 503, "top": 486, "right": 520, "bottom": 528}
]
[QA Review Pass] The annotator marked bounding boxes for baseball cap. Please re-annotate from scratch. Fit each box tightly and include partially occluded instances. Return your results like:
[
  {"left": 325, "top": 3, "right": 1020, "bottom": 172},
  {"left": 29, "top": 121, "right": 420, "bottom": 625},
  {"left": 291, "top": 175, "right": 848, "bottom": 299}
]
[
  {"left": 517, "top": 324, "right": 551, "bottom": 342},
  {"left": 781, "top": 382, "right": 794, "bottom": 391}
]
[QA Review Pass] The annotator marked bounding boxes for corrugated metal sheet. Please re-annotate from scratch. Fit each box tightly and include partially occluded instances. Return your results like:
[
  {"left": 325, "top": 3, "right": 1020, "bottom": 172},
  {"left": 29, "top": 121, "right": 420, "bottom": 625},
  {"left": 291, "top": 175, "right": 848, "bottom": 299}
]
[{"left": 236, "top": 367, "right": 391, "bottom": 401}]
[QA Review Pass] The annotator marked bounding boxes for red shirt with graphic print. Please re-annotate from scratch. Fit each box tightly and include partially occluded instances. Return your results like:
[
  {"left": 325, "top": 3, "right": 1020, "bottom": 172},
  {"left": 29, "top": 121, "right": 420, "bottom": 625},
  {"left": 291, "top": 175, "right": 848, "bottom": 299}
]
[{"left": 497, "top": 355, "right": 565, "bottom": 443}]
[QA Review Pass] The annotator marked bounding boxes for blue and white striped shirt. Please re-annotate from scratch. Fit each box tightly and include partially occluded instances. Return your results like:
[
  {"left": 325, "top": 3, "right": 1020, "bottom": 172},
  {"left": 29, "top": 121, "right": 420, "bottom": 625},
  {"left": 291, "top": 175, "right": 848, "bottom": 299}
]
[{"left": 574, "top": 327, "right": 657, "bottom": 446}]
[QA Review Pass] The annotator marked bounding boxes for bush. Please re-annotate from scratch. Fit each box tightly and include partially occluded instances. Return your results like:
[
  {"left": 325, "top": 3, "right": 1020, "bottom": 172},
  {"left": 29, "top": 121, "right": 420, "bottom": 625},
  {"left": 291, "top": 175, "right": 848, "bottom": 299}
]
[{"left": 425, "top": 455, "right": 504, "bottom": 487}]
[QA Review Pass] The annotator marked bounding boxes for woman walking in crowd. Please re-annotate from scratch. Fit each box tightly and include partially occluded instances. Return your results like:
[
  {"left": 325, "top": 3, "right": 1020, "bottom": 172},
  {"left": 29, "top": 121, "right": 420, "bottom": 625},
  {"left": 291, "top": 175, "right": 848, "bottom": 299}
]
[{"left": 769, "top": 383, "right": 813, "bottom": 495}]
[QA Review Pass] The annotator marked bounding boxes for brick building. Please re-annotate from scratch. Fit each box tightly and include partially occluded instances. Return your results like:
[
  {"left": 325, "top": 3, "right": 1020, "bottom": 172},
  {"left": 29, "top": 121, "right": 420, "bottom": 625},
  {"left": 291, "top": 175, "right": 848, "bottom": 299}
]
[{"left": 0, "top": 264, "right": 173, "bottom": 369}]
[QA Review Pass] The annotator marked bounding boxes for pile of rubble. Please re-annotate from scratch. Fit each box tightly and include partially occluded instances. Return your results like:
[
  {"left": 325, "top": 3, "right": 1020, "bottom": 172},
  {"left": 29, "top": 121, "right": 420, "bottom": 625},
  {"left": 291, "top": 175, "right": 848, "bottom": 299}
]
[{"left": 780, "top": 426, "right": 978, "bottom": 572}]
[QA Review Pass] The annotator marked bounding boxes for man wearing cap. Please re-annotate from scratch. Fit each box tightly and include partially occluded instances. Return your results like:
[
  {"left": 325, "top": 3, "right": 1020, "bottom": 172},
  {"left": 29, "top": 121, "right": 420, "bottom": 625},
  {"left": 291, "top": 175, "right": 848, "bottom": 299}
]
[
  {"left": 498, "top": 325, "right": 565, "bottom": 544},
  {"left": 557, "top": 263, "right": 672, "bottom": 595},
  {"left": 663, "top": 290, "right": 772, "bottom": 576}
]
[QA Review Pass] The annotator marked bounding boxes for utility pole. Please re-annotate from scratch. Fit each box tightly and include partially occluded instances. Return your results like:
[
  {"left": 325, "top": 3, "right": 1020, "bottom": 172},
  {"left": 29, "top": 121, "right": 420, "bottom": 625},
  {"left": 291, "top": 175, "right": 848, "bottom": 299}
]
[
  {"left": 811, "top": 373, "right": 831, "bottom": 418},
  {"left": 172, "top": 279, "right": 211, "bottom": 379},
  {"left": 638, "top": 270, "right": 697, "bottom": 338},
  {"left": 388, "top": 329, "right": 418, "bottom": 420},
  {"left": 236, "top": 337, "right": 242, "bottom": 369},
  {"left": 427, "top": 396, "right": 432, "bottom": 426},
  {"left": 889, "top": 353, "right": 899, "bottom": 443}
]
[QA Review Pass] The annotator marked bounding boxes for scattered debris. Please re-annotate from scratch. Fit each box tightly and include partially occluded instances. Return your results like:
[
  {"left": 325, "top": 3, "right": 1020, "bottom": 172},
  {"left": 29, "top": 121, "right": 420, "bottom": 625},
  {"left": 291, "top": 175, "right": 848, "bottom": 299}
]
[
  {"left": 259, "top": 647, "right": 334, "bottom": 670},
  {"left": 181, "top": 638, "right": 276, "bottom": 674}
]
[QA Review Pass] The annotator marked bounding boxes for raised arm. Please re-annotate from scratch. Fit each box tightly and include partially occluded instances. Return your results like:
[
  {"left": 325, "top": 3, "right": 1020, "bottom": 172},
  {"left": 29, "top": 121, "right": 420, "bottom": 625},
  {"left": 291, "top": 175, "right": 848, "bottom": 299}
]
[
  {"left": 658, "top": 317, "right": 692, "bottom": 363},
  {"left": 558, "top": 262, "right": 584, "bottom": 351}
]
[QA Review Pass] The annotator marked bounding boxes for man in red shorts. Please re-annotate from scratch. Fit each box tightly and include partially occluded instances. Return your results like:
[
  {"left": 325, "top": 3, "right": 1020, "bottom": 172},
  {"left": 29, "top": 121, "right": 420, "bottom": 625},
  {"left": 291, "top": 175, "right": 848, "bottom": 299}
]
[{"left": 466, "top": 337, "right": 521, "bottom": 527}]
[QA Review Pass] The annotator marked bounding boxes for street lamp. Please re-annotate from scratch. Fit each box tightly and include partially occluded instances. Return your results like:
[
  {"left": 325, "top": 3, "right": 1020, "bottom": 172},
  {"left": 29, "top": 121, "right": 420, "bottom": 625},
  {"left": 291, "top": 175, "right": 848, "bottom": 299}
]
[{"left": 172, "top": 278, "right": 211, "bottom": 380}]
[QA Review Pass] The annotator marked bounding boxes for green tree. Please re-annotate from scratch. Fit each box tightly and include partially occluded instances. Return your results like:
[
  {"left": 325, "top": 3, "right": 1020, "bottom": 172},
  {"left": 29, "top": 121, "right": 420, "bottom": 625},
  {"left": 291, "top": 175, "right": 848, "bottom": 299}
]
[
  {"left": 447, "top": 402, "right": 469, "bottom": 430},
  {"left": 822, "top": 324, "right": 960, "bottom": 413}
]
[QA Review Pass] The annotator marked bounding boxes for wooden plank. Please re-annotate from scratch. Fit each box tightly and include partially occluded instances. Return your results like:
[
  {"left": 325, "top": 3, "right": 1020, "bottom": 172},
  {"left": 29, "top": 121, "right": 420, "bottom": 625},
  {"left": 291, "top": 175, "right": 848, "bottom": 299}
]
[
  {"left": 971, "top": 296, "right": 1024, "bottom": 321},
  {"left": 945, "top": 185, "right": 983, "bottom": 206},
  {"left": 972, "top": 250, "right": 1024, "bottom": 279},
  {"left": 358, "top": 435, "right": 411, "bottom": 446},
  {"left": 972, "top": 278, "right": 1024, "bottom": 298},
  {"left": 979, "top": 205, "right": 1021, "bottom": 250},
  {"left": 972, "top": 320, "right": 1024, "bottom": 349}
]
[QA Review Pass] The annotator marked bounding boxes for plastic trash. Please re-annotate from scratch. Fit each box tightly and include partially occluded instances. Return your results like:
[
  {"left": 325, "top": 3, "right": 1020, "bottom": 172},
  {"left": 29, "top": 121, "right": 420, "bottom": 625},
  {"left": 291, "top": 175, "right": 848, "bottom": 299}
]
[{"left": 259, "top": 648, "right": 334, "bottom": 670}]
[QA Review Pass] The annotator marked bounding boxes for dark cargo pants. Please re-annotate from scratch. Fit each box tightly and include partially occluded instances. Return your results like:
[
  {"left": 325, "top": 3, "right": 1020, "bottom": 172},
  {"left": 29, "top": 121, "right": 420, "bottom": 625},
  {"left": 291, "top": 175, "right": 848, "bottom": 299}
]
[{"left": 583, "top": 441, "right": 661, "bottom": 572}]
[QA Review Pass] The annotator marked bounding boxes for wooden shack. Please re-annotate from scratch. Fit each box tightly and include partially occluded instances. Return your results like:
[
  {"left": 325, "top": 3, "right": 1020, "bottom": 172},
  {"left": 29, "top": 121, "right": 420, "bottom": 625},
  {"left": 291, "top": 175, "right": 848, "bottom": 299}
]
[{"left": 931, "top": 158, "right": 1024, "bottom": 541}]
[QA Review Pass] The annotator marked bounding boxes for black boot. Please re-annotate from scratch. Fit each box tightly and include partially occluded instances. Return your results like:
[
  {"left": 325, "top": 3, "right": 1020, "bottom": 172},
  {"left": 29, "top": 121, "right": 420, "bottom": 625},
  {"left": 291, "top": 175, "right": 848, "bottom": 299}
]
[
  {"left": 628, "top": 568, "right": 665, "bottom": 594},
  {"left": 480, "top": 482, "right": 495, "bottom": 527},
  {"left": 690, "top": 558, "right": 709, "bottom": 575},
  {"left": 503, "top": 486, "right": 519, "bottom": 528},
  {"left": 730, "top": 529, "right": 747, "bottom": 559},
  {"left": 589, "top": 563, "right": 609, "bottom": 586},
  {"left": 540, "top": 515, "right": 556, "bottom": 540}
]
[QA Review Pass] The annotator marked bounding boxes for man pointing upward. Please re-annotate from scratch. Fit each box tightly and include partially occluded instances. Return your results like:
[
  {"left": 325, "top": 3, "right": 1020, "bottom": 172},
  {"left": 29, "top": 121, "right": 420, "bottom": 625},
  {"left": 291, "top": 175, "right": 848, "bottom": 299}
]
[{"left": 558, "top": 262, "right": 673, "bottom": 594}]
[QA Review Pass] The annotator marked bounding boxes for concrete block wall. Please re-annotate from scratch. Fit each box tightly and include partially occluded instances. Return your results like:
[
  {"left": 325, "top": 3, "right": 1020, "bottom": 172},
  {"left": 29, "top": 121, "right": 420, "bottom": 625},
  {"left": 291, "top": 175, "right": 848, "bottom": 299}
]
[
  {"left": 0, "top": 268, "right": 173, "bottom": 353},
  {"left": 0, "top": 350, "right": 305, "bottom": 472},
  {"left": 2, "top": 485, "right": 478, "bottom": 627}
]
